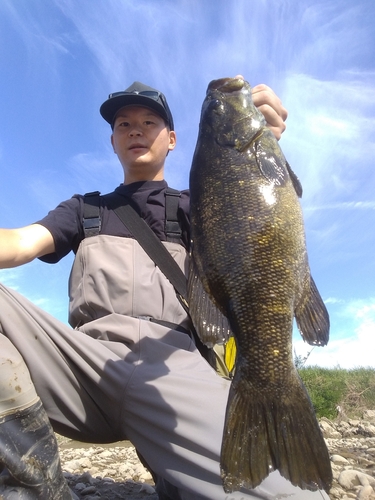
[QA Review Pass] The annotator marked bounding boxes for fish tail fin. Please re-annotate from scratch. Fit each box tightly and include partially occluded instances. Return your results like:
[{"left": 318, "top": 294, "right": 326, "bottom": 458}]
[{"left": 220, "top": 372, "right": 332, "bottom": 493}]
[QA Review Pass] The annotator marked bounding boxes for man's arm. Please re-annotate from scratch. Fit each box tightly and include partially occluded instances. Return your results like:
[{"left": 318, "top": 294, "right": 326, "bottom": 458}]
[{"left": 0, "top": 224, "right": 55, "bottom": 269}]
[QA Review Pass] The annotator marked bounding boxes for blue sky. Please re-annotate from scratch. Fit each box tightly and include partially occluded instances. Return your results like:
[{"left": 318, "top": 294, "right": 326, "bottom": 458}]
[{"left": 0, "top": 0, "right": 374, "bottom": 369}]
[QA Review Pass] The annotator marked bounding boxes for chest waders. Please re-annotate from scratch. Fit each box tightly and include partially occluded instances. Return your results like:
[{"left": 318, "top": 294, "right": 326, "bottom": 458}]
[{"left": 82, "top": 189, "right": 220, "bottom": 371}]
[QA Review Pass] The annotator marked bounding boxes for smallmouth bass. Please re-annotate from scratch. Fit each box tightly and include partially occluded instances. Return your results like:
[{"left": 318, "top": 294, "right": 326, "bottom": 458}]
[{"left": 188, "top": 77, "right": 332, "bottom": 493}]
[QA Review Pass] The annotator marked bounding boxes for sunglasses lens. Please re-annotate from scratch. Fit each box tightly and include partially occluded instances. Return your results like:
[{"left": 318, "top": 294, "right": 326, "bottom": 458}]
[
  {"left": 138, "top": 91, "right": 160, "bottom": 100},
  {"left": 108, "top": 90, "right": 160, "bottom": 100},
  {"left": 109, "top": 91, "right": 124, "bottom": 98}
]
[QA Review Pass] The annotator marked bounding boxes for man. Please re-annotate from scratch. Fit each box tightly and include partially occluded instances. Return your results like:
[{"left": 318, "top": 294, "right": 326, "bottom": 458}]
[{"left": 0, "top": 79, "right": 329, "bottom": 499}]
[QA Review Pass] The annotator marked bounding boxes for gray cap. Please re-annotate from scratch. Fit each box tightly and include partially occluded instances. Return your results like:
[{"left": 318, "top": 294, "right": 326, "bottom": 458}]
[{"left": 100, "top": 81, "right": 174, "bottom": 130}]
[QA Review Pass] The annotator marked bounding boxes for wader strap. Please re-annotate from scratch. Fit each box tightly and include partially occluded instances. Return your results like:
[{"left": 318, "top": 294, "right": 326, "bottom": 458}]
[
  {"left": 82, "top": 191, "right": 101, "bottom": 238},
  {"left": 165, "top": 188, "right": 182, "bottom": 240},
  {"left": 107, "top": 193, "right": 188, "bottom": 306},
  {"left": 82, "top": 188, "right": 183, "bottom": 241}
]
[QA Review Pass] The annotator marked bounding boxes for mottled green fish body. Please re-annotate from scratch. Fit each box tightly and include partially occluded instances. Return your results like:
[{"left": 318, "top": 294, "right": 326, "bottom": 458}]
[{"left": 188, "top": 78, "right": 332, "bottom": 493}]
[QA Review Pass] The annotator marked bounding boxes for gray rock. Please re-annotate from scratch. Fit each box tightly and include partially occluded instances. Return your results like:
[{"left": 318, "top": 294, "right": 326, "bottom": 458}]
[
  {"left": 363, "top": 410, "right": 375, "bottom": 422},
  {"left": 331, "top": 454, "right": 350, "bottom": 465},
  {"left": 56, "top": 411, "right": 375, "bottom": 500},
  {"left": 357, "top": 484, "right": 374, "bottom": 500},
  {"left": 320, "top": 419, "right": 342, "bottom": 438}
]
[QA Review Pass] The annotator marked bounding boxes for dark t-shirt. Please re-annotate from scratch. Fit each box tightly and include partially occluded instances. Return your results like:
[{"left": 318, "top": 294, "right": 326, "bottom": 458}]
[{"left": 36, "top": 180, "right": 190, "bottom": 263}]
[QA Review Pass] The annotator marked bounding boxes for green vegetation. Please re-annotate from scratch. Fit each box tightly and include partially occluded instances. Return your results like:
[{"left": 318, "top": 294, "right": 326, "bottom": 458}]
[{"left": 298, "top": 366, "right": 375, "bottom": 420}]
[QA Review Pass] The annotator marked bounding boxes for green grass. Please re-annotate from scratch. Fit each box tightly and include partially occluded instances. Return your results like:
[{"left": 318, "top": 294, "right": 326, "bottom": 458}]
[{"left": 298, "top": 366, "right": 375, "bottom": 419}]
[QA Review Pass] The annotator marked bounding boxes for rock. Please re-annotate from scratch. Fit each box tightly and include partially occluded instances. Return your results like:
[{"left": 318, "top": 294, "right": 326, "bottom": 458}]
[
  {"left": 323, "top": 411, "right": 375, "bottom": 499},
  {"left": 140, "top": 484, "right": 156, "bottom": 494},
  {"left": 331, "top": 454, "right": 350, "bottom": 465},
  {"left": 57, "top": 439, "right": 159, "bottom": 499},
  {"left": 338, "top": 470, "right": 362, "bottom": 489},
  {"left": 357, "top": 484, "right": 375, "bottom": 500},
  {"left": 357, "top": 422, "right": 375, "bottom": 438},
  {"left": 64, "top": 459, "right": 83, "bottom": 472},
  {"left": 363, "top": 410, "right": 375, "bottom": 422},
  {"left": 81, "top": 485, "right": 96, "bottom": 495},
  {"left": 320, "top": 418, "right": 342, "bottom": 438},
  {"left": 56, "top": 410, "right": 375, "bottom": 499}
]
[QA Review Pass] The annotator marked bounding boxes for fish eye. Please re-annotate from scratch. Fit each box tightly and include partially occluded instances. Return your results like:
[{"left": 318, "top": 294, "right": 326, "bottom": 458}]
[
  {"left": 213, "top": 99, "right": 225, "bottom": 115},
  {"left": 205, "top": 97, "right": 225, "bottom": 115}
]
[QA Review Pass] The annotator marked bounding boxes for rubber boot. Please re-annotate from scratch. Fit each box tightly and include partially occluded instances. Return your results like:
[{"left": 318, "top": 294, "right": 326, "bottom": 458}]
[{"left": 0, "top": 399, "right": 72, "bottom": 499}]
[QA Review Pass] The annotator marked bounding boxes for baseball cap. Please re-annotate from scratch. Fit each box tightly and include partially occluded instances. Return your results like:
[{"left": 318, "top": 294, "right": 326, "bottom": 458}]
[{"left": 100, "top": 81, "right": 174, "bottom": 130}]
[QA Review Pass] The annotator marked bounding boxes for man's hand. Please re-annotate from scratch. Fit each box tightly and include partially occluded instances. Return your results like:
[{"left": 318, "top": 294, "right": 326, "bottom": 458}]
[{"left": 251, "top": 84, "right": 288, "bottom": 140}]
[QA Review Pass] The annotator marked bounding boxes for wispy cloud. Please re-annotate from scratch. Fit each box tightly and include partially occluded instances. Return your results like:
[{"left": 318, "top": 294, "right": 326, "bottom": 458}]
[
  {"left": 294, "top": 297, "right": 375, "bottom": 368},
  {"left": 1, "top": 1, "right": 71, "bottom": 81},
  {"left": 282, "top": 73, "right": 375, "bottom": 202},
  {"left": 304, "top": 201, "right": 375, "bottom": 212},
  {"left": 0, "top": 268, "right": 24, "bottom": 291},
  {"left": 65, "top": 150, "right": 122, "bottom": 194},
  {"left": 1, "top": 0, "right": 373, "bottom": 370},
  {"left": 0, "top": 260, "right": 72, "bottom": 325}
]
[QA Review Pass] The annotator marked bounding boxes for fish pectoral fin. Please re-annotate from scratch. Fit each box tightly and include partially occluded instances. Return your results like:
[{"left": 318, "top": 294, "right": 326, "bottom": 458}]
[
  {"left": 221, "top": 373, "right": 333, "bottom": 493},
  {"left": 254, "top": 140, "right": 289, "bottom": 186},
  {"left": 187, "top": 258, "right": 232, "bottom": 348},
  {"left": 286, "top": 161, "right": 303, "bottom": 198},
  {"left": 295, "top": 276, "right": 330, "bottom": 346}
]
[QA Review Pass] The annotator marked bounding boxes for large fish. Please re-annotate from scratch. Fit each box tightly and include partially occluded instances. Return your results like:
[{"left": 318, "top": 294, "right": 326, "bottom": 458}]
[{"left": 188, "top": 77, "right": 332, "bottom": 493}]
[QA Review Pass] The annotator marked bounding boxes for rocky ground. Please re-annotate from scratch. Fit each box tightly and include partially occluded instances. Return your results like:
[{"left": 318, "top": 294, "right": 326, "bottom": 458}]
[
  {"left": 57, "top": 438, "right": 158, "bottom": 500},
  {"left": 321, "top": 409, "right": 375, "bottom": 499},
  {"left": 58, "top": 410, "right": 375, "bottom": 500}
]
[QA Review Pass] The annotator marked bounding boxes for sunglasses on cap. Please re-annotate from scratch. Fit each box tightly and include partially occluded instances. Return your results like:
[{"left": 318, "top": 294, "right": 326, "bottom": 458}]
[
  {"left": 108, "top": 89, "right": 173, "bottom": 129},
  {"left": 108, "top": 90, "right": 161, "bottom": 100}
]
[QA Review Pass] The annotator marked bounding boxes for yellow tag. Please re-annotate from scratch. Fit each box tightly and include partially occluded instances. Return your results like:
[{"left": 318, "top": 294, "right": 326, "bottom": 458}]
[{"left": 224, "top": 336, "right": 237, "bottom": 375}]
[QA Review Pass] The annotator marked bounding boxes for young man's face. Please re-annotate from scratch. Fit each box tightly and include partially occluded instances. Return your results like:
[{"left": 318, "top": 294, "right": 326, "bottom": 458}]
[{"left": 111, "top": 105, "right": 176, "bottom": 184}]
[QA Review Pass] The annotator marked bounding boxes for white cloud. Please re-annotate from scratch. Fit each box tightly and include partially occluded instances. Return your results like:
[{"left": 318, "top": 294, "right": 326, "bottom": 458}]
[
  {"left": 305, "top": 201, "right": 375, "bottom": 212},
  {"left": 0, "top": 268, "right": 23, "bottom": 291},
  {"left": 294, "top": 297, "right": 375, "bottom": 369},
  {"left": 282, "top": 73, "right": 375, "bottom": 205},
  {"left": 66, "top": 151, "right": 122, "bottom": 194},
  {"left": 1, "top": 0, "right": 373, "bottom": 364},
  {"left": 0, "top": 1, "right": 70, "bottom": 79},
  {"left": 325, "top": 297, "right": 345, "bottom": 305},
  {"left": 0, "top": 258, "right": 72, "bottom": 325}
]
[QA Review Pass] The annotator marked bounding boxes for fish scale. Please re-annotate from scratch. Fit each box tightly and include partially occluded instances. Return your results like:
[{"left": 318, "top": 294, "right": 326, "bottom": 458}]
[{"left": 188, "top": 77, "right": 332, "bottom": 493}]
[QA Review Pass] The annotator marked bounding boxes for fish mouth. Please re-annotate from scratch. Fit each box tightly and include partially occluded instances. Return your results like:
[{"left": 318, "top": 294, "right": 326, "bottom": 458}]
[{"left": 207, "top": 77, "right": 245, "bottom": 94}]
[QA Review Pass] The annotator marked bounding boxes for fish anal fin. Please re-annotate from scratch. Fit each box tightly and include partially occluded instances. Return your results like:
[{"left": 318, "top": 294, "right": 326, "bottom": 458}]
[
  {"left": 295, "top": 276, "right": 330, "bottom": 346},
  {"left": 221, "top": 373, "right": 333, "bottom": 493},
  {"left": 187, "top": 257, "right": 232, "bottom": 347}
]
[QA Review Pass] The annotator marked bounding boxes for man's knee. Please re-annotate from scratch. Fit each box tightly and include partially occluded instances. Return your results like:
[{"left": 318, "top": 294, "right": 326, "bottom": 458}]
[{"left": 0, "top": 334, "right": 39, "bottom": 416}]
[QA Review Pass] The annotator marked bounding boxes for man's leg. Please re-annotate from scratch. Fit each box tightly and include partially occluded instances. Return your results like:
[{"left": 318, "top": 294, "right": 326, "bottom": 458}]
[
  {"left": 0, "top": 284, "right": 330, "bottom": 500},
  {"left": 0, "top": 284, "right": 130, "bottom": 443},
  {"left": 0, "top": 284, "right": 180, "bottom": 498},
  {"left": 0, "top": 337, "right": 72, "bottom": 499},
  {"left": 118, "top": 320, "right": 331, "bottom": 500}
]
